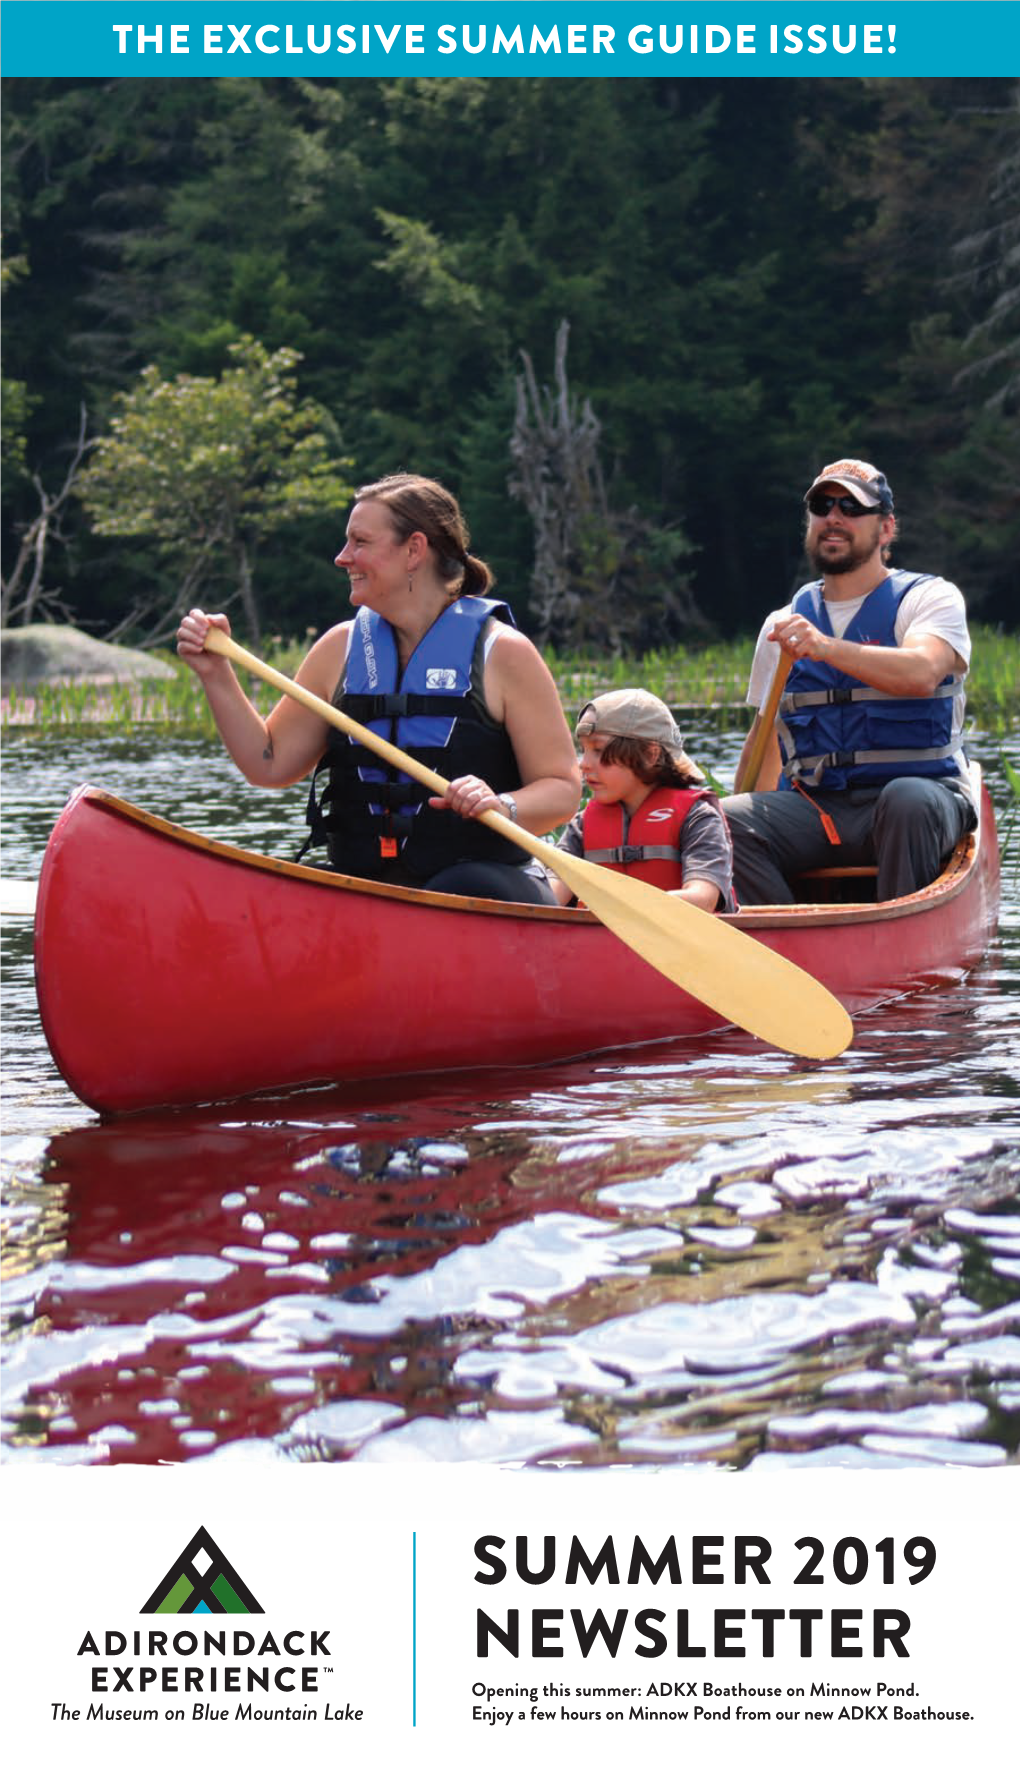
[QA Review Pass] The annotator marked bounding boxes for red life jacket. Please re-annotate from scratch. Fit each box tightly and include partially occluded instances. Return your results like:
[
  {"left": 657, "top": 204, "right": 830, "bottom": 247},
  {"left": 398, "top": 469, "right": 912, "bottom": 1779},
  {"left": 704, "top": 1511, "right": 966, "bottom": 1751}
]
[{"left": 581, "top": 787, "right": 710, "bottom": 890}]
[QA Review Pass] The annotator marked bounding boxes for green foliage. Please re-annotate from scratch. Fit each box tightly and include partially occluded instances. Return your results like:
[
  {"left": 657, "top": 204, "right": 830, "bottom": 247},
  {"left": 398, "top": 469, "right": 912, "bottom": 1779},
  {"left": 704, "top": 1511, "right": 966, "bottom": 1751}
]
[
  {"left": 1, "top": 375, "right": 32, "bottom": 499},
  {"left": 1, "top": 252, "right": 33, "bottom": 499},
  {"left": 3, "top": 75, "right": 1018, "bottom": 642},
  {"left": 375, "top": 209, "right": 484, "bottom": 318},
  {"left": 77, "top": 337, "right": 352, "bottom": 639},
  {"left": 862, "top": 80, "right": 1020, "bottom": 615}
]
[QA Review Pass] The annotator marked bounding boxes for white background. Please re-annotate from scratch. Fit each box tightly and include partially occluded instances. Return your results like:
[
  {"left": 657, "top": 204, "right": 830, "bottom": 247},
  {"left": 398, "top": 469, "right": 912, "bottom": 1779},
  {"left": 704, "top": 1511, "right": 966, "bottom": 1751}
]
[{"left": 3, "top": 1463, "right": 1014, "bottom": 1783}]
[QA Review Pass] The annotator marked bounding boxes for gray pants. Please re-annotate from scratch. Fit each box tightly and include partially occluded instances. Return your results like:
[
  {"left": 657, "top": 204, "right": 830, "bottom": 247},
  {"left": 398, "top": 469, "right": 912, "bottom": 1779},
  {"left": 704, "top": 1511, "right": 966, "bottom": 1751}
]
[{"left": 721, "top": 776, "right": 976, "bottom": 906}]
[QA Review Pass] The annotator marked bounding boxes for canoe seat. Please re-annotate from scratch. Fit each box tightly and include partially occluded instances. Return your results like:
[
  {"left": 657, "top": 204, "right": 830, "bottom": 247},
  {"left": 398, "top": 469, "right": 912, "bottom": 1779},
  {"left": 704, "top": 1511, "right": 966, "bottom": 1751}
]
[
  {"left": 793, "top": 865, "right": 878, "bottom": 905},
  {"left": 799, "top": 866, "right": 878, "bottom": 879}
]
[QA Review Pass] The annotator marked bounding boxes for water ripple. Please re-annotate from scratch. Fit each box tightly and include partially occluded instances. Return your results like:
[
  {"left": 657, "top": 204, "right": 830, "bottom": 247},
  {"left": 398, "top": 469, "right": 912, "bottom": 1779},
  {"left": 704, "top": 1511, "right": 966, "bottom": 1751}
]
[{"left": 2, "top": 728, "right": 1018, "bottom": 1468}]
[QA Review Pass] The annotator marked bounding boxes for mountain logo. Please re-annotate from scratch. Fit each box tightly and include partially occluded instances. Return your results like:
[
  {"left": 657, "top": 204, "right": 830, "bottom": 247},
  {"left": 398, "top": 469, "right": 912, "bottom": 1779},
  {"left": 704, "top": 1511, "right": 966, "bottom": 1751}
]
[{"left": 140, "top": 1525, "right": 264, "bottom": 1615}]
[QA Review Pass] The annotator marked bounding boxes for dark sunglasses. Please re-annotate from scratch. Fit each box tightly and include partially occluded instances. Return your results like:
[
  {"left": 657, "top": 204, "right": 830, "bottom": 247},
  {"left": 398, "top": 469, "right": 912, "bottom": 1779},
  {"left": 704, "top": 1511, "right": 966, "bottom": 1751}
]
[{"left": 807, "top": 491, "right": 877, "bottom": 518}]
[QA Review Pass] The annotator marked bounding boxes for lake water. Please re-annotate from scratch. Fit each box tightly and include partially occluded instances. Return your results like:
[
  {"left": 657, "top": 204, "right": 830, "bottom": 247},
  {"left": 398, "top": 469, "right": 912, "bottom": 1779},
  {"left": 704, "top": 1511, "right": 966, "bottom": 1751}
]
[{"left": 2, "top": 723, "right": 1018, "bottom": 1470}]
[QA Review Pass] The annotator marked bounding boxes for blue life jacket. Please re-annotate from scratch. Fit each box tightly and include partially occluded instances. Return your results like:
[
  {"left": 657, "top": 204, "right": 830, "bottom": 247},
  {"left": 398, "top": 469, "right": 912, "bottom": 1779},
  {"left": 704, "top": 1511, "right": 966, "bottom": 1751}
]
[
  {"left": 777, "top": 571, "right": 965, "bottom": 791},
  {"left": 304, "top": 597, "right": 530, "bottom": 883}
]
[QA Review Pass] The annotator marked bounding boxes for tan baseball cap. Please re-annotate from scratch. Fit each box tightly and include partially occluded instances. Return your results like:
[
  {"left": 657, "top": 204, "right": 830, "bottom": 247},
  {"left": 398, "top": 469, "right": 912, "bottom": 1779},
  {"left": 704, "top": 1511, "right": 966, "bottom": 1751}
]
[{"left": 575, "top": 688, "right": 685, "bottom": 749}]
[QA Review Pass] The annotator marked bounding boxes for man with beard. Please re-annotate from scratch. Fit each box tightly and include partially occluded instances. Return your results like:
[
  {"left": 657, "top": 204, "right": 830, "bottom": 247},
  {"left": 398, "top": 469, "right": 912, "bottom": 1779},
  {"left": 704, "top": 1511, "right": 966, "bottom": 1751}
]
[{"left": 722, "top": 459, "right": 975, "bottom": 905}]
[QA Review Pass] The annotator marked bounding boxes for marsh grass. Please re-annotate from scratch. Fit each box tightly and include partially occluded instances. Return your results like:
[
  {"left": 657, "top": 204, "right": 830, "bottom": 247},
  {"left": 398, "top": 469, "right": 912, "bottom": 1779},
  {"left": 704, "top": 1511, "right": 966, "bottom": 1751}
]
[
  {"left": 548, "top": 626, "right": 1020, "bottom": 730},
  {"left": 1, "top": 653, "right": 281, "bottom": 732},
  {"left": 3, "top": 624, "right": 1017, "bottom": 735},
  {"left": 998, "top": 752, "right": 1020, "bottom": 861},
  {"left": 547, "top": 640, "right": 751, "bottom": 715}
]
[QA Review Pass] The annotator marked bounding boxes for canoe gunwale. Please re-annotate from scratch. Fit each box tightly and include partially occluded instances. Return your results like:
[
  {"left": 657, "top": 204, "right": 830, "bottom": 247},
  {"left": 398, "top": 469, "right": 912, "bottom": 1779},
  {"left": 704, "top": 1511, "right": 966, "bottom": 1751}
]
[
  {"left": 74, "top": 786, "right": 585, "bottom": 922},
  {"left": 71, "top": 770, "right": 986, "bottom": 935}
]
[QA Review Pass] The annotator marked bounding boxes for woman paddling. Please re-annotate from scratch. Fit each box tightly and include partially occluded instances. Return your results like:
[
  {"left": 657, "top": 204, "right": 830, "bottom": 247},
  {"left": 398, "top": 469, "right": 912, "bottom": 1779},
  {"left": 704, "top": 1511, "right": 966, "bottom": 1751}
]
[{"left": 176, "top": 473, "right": 580, "bottom": 901}]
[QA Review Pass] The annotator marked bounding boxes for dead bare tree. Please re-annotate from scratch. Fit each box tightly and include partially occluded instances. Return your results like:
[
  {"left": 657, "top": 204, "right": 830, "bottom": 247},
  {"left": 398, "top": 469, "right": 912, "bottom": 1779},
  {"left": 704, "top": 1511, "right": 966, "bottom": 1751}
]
[
  {"left": 509, "top": 321, "right": 703, "bottom": 652},
  {"left": 509, "top": 319, "right": 605, "bottom": 644},
  {"left": 1, "top": 405, "right": 92, "bottom": 628}
]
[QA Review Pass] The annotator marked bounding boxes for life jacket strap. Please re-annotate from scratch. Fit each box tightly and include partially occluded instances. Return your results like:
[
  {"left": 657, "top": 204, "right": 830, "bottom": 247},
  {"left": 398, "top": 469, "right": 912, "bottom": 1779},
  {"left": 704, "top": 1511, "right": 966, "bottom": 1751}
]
[
  {"left": 342, "top": 691, "right": 465, "bottom": 721},
  {"left": 782, "top": 676, "right": 964, "bottom": 713},
  {"left": 585, "top": 844, "right": 682, "bottom": 865},
  {"left": 792, "top": 782, "right": 842, "bottom": 845},
  {"left": 786, "top": 736, "right": 965, "bottom": 787}
]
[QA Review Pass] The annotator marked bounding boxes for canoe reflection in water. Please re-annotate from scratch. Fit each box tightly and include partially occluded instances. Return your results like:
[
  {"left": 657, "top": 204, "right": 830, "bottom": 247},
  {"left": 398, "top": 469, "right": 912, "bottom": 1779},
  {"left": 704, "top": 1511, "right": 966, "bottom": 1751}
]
[
  {"left": 25, "top": 1100, "right": 569, "bottom": 1464},
  {"left": 7, "top": 1014, "right": 1017, "bottom": 1470}
]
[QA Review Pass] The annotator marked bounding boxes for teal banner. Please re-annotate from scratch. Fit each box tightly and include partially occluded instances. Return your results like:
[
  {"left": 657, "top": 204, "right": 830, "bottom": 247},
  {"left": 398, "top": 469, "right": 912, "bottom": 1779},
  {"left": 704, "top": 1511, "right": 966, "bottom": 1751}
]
[{"left": 2, "top": 3, "right": 1018, "bottom": 79}]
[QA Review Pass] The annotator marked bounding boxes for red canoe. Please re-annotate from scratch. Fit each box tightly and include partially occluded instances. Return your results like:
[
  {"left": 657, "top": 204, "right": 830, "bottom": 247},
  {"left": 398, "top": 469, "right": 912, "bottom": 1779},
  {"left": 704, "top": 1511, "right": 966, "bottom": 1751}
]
[{"left": 35, "top": 777, "right": 1000, "bottom": 1115}]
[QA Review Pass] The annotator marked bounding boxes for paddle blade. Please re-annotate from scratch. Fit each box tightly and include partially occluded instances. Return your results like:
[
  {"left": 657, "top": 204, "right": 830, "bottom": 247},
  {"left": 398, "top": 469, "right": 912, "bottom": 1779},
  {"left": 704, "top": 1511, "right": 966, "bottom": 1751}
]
[{"left": 544, "top": 852, "right": 853, "bottom": 1060}]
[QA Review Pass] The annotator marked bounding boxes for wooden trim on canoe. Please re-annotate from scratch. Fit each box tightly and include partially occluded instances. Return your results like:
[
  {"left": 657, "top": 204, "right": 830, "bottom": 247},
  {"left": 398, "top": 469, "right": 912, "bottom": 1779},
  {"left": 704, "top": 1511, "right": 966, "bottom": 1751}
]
[
  {"left": 77, "top": 787, "right": 585, "bottom": 923},
  {"left": 77, "top": 761, "right": 987, "bottom": 937}
]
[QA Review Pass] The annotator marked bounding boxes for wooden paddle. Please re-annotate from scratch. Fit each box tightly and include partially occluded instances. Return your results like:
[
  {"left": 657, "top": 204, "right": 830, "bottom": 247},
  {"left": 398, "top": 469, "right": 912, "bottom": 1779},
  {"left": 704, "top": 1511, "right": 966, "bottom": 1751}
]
[
  {"left": 735, "top": 651, "right": 792, "bottom": 794},
  {"left": 203, "top": 629, "right": 853, "bottom": 1060}
]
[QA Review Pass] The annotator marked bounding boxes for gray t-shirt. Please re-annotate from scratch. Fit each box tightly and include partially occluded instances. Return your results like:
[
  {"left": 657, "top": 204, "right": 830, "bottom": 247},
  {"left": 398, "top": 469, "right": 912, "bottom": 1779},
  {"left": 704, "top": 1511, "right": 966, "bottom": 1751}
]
[{"left": 559, "top": 794, "right": 736, "bottom": 912}]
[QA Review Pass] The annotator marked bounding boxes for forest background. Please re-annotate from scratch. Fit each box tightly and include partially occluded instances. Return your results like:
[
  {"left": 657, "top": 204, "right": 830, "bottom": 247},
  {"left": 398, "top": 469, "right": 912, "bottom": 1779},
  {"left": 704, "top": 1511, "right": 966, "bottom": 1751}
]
[{"left": 2, "top": 74, "right": 1017, "bottom": 655}]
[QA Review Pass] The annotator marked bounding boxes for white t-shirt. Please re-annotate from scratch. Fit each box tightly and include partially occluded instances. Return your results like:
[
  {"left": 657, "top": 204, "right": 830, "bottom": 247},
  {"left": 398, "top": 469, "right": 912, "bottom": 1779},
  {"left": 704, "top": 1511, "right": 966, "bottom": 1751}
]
[{"left": 745, "top": 571, "right": 971, "bottom": 781}]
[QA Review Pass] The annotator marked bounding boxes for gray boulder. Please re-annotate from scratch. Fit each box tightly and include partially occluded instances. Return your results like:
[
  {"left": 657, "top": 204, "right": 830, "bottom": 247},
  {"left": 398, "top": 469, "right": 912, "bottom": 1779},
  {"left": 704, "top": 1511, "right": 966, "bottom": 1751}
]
[{"left": 1, "top": 624, "right": 176, "bottom": 689}]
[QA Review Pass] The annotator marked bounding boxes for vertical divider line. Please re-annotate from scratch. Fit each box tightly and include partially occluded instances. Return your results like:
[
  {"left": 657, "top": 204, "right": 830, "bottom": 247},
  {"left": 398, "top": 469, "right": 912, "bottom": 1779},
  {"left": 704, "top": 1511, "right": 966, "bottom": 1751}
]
[{"left": 412, "top": 1530, "right": 417, "bottom": 1727}]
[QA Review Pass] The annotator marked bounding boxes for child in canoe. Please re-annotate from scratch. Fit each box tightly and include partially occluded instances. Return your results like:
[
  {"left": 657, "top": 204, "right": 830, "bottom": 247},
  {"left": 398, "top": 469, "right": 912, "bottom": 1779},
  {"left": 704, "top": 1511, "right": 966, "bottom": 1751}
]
[{"left": 548, "top": 688, "right": 736, "bottom": 911}]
